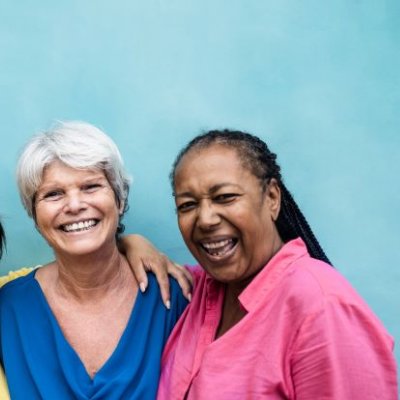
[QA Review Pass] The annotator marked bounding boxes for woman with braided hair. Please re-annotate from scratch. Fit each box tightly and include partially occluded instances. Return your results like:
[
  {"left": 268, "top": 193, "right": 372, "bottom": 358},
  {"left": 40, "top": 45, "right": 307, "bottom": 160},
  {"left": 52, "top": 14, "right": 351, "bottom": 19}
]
[{"left": 157, "top": 129, "right": 397, "bottom": 399}]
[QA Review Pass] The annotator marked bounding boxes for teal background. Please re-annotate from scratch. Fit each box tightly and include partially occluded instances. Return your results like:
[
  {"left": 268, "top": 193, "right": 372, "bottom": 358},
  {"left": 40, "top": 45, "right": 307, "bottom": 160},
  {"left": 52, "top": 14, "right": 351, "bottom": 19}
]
[{"left": 1, "top": 0, "right": 399, "bottom": 378}]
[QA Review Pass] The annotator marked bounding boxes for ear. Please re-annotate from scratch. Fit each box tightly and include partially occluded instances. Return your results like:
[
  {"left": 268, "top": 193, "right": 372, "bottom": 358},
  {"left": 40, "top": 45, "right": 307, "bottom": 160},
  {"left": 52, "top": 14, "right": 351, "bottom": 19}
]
[
  {"left": 118, "top": 200, "right": 125, "bottom": 215},
  {"left": 265, "top": 178, "right": 281, "bottom": 221}
]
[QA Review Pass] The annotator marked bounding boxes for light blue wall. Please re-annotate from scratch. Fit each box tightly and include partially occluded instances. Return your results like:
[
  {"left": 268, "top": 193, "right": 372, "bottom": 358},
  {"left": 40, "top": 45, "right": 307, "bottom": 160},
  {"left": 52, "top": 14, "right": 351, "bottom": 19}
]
[{"left": 1, "top": 0, "right": 399, "bottom": 376}]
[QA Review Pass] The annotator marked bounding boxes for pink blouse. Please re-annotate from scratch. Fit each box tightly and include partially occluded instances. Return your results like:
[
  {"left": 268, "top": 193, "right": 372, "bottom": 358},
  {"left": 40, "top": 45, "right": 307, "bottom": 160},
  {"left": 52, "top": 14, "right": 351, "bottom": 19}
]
[{"left": 158, "top": 238, "right": 398, "bottom": 399}]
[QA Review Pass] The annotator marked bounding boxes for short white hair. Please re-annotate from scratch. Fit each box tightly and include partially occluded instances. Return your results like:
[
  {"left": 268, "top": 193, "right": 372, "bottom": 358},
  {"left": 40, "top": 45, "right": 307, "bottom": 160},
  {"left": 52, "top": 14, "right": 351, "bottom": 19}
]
[{"left": 16, "top": 121, "right": 132, "bottom": 227}]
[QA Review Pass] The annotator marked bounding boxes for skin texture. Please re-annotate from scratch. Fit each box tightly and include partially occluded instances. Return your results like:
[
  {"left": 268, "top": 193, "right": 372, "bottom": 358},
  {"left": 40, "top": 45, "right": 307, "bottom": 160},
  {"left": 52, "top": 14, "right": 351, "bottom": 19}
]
[
  {"left": 35, "top": 161, "right": 123, "bottom": 260},
  {"left": 174, "top": 145, "right": 283, "bottom": 336}
]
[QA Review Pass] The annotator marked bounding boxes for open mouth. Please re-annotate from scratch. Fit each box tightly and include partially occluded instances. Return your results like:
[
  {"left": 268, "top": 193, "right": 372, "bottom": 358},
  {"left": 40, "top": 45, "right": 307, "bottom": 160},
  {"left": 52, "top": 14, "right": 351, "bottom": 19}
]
[
  {"left": 200, "top": 238, "right": 238, "bottom": 257},
  {"left": 60, "top": 219, "right": 99, "bottom": 233}
]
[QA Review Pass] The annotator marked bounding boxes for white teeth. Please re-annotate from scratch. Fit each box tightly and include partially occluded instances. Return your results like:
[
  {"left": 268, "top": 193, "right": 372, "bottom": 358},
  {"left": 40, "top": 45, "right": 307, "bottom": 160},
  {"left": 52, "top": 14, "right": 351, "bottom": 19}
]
[
  {"left": 202, "top": 239, "right": 231, "bottom": 250},
  {"left": 201, "top": 239, "right": 236, "bottom": 256},
  {"left": 63, "top": 220, "right": 97, "bottom": 232}
]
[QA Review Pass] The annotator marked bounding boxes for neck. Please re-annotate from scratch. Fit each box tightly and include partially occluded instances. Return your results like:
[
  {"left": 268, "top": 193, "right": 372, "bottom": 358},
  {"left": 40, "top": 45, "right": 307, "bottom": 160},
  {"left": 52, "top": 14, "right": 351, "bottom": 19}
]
[
  {"left": 215, "top": 284, "right": 246, "bottom": 339},
  {"left": 54, "top": 246, "right": 131, "bottom": 302}
]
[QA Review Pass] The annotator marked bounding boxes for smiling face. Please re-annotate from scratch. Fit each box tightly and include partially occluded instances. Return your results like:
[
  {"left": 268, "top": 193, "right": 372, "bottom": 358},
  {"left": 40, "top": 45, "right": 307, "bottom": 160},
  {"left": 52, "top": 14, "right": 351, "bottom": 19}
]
[
  {"left": 174, "top": 144, "right": 283, "bottom": 286},
  {"left": 34, "top": 160, "right": 123, "bottom": 259}
]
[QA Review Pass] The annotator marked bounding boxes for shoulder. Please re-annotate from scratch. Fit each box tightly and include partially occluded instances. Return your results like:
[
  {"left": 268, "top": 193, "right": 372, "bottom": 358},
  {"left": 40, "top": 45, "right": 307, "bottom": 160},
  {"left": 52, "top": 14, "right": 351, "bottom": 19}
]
[
  {"left": 283, "top": 255, "right": 392, "bottom": 342},
  {"left": 147, "top": 273, "right": 188, "bottom": 312},
  {"left": 146, "top": 272, "right": 181, "bottom": 294},
  {"left": 0, "top": 267, "right": 35, "bottom": 289},
  {"left": 279, "top": 255, "right": 383, "bottom": 325},
  {"left": 164, "top": 274, "right": 184, "bottom": 300},
  {"left": 0, "top": 269, "right": 37, "bottom": 306},
  {"left": 0, "top": 269, "right": 36, "bottom": 292}
]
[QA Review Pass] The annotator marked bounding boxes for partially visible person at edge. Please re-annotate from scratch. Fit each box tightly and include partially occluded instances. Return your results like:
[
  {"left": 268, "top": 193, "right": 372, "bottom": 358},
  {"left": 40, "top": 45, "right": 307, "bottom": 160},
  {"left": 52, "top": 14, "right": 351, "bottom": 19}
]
[
  {"left": 156, "top": 130, "right": 398, "bottom": 399},
  {"left": 0, "top": 222, "right": 9, "bottom": 400},
  {"left": 0, "top": 121, "right": 191, "bottom": 400}
]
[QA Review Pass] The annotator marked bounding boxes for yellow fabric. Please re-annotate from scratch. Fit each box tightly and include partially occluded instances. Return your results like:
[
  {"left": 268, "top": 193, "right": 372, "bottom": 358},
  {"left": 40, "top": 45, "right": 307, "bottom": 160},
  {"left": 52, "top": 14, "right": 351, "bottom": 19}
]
[
  {"left": 0, "top": 366, "right": 10, "bottom": 400},
  {"left": 0, "top": 267, "right": 34, "bottom": 399},
  {"left": 0, "top": 267, "right": 34, "bottom": 288}
]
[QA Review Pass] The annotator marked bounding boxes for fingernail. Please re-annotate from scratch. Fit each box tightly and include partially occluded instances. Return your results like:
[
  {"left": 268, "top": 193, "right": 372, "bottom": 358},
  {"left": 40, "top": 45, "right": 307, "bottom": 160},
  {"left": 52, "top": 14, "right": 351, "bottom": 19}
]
[
  {"left": 140, "top": 282, "right": 146, "bottom": 293},
  {"left": 187, "top": 293, "right": 192, "bottom": 302},
  {"left": 165, "top": 300, "right": 171, "bottom": 310}
]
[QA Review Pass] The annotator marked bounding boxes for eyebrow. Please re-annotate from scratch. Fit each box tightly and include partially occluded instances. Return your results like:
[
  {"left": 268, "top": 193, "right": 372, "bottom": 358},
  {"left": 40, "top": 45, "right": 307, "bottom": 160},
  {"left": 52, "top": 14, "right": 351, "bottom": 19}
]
[
  {"left": 37, "top": 175, "right": 106, "bottom": 191},
  {"left": 174, "top": 182, "right": 242, "bottom": 198}
]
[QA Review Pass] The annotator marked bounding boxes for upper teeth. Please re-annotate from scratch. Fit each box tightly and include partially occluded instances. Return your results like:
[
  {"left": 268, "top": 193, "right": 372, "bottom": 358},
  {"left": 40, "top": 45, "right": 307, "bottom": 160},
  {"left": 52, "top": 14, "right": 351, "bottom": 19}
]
[
  {"left": 202, "top": 239, "right": 231, "bottom": 250},
  {"left": 63, "top": 220, "right": 97, "bottom": 232},
  {"left": 202, "top": 239, "right": 236, "bottom": 257}
]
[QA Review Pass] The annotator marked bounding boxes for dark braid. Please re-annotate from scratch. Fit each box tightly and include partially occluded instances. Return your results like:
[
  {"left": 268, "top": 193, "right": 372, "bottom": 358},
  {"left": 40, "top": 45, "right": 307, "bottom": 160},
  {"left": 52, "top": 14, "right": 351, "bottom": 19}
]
[
  {"left": 0, "top": 221, "right": 5, "bottom": 260},
  {"left": 277, "top": 184, "right": 331, "bottom": 264},
  {"left": 171, "top": 129, "right": 331, "bottom": 265}
]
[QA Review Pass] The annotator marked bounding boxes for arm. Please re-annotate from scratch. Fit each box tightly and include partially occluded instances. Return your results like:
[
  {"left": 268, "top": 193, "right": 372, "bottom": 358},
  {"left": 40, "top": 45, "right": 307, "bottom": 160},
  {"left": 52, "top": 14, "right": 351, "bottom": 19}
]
[
  {"left": 291, "top": 301, "right": 398, "bottom": 399},
  {"left": 119, "top": 234, "right": 193, "bottom": 308}
]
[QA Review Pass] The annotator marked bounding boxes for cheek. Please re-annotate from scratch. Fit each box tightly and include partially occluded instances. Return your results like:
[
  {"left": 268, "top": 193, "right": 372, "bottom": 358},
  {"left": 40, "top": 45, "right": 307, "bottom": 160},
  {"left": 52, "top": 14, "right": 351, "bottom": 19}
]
[
  {"left": 230, "top": 206, "right": 258, "bottom": 231},
  {"left": 34, "top": 206, "right": 53, "bottom": 228},
  {"left": 34, "top": 219, "right": 53, "bottom": 242},
  {"left": 177, "top": 216, "right": 193, "bottom": 243},
  {"left": 177, "top": 217, "right": 188, "bottom": 237},
  {"left": 101, "top": 194, "right": 121, "bottom": 215}
]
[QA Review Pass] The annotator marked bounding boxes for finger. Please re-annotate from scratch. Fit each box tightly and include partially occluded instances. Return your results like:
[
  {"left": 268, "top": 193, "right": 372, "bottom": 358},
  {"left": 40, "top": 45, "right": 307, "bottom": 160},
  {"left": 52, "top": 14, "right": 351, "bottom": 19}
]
[
  {"left": 167, "top": 263, "right": 193, "bottom": 301},
  {"left": 180, "top": 264, "right": 194, "bottom": 286},
  {"left": 128, "top": 256, "right": 149, "bottom": 293},
  {"left": 143, "top": 254, "right": 171, "bottom": 309},
  {"left": 150, "top": 261, "right": 171, "bottom": 309}
]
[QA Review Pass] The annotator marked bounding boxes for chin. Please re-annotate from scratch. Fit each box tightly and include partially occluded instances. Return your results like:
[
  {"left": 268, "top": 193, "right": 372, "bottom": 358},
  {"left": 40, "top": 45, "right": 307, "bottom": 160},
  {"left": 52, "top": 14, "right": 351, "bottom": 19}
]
[
  {"left": 204, "top": 267, "right": 241, "bottom": 284},
  {"left": 56, "top": 243, "right": 103, "bottom": 257}
]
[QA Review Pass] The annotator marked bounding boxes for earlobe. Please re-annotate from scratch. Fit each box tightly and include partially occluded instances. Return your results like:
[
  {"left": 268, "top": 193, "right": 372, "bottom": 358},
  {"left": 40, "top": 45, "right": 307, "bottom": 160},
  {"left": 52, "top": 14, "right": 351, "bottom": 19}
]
[
  {"left": 118, "top": 200, "right": 125, "bottom": 215},
  {"left": 267, "top": 179, "right": 281, "bottom": 221}
]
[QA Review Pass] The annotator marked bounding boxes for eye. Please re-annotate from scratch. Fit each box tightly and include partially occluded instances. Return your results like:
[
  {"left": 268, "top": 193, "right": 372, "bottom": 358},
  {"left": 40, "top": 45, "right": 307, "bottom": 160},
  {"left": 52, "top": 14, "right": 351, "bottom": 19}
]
[
  {"left": 82, "top": 183, "right": 102, "bottom": 192},
  {"left": 176, "top": 201, "right": 197, "bottom": 213},
  {"left": 214, "top": 193, "right": 239, "bottom": 203},
  {"left": 42, "top": 190, "right": 63, "bottom": 201}
]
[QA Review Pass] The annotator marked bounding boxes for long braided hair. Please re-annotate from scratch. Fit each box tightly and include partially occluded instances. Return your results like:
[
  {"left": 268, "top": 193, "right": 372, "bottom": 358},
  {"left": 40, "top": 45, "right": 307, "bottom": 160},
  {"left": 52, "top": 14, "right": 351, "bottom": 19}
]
[
  {"left": 170, "top": 129, "right": 331, "bottom": 265},
  {"left": 0, "top": 221, "right": 5, "bottom": 260}
]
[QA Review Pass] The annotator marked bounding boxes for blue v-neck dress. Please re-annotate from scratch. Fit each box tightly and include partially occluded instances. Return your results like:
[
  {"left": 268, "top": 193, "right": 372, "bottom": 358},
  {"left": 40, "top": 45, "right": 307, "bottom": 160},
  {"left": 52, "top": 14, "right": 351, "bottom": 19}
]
[{"left": 0, "top": 270, "right": 187, "bottom": 399}]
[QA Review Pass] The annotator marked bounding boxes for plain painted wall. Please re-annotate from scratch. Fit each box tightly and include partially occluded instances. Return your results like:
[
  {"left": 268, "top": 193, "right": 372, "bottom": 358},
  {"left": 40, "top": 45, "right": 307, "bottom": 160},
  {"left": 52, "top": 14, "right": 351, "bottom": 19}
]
[{"left": 1, "top": 0, "right": 399, "bottom": 380}]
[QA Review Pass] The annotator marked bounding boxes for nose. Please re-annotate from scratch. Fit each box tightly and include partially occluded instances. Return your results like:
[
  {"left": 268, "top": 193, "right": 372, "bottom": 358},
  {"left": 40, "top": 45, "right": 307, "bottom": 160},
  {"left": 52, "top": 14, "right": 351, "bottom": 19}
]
[
  {"left": 197, "top": 201, "right": 221, "bottom": 230},
  {"left": 63, "top": 191, "right": 87, "bottom": 214}
]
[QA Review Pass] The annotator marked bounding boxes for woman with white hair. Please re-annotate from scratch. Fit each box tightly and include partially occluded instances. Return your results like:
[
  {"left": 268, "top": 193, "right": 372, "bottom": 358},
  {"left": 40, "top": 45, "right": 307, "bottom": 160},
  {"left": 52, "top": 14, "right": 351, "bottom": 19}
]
[{"left": 0, "top": 121, "right": 188, "bottom": 399}]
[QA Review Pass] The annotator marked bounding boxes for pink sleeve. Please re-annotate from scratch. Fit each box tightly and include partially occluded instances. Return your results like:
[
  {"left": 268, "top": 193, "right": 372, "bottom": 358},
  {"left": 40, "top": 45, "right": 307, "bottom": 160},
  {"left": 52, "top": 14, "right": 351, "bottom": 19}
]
[{"left": 290, "top": 299, "right": 398, "bottom": 399}]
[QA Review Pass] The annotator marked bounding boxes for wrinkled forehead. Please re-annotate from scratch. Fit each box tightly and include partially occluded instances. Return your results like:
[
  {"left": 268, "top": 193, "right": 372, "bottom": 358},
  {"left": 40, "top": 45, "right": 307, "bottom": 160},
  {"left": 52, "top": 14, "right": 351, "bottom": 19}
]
[
  {"left": 41, "top": 159, "right": 104, "bottom": 176},
  {"left": 175, "top": 143, "right": 251, "bottom": 181},
  {"left": 179, "top": 142, "right": 242, "bottom": 166},
  {"left": 35, "top": 162, "right": 108, "bottom": 196},
  {"left": 174, "top": 144, "right": 258, "bottom": 192}
]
